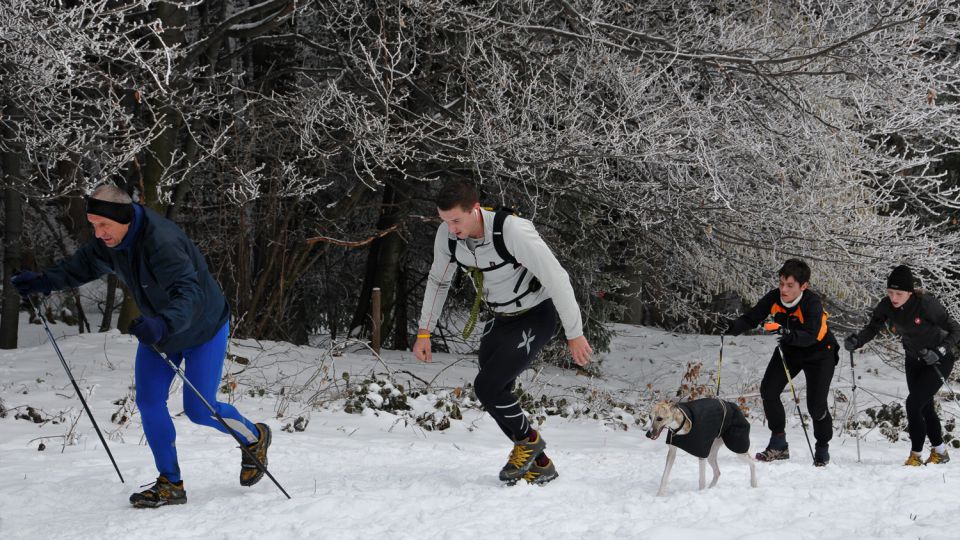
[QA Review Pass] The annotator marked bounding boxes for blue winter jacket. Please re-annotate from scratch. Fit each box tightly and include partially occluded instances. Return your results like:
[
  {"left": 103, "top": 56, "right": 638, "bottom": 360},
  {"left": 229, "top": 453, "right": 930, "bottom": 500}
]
[{"left": 44, "top": 204, "right": 230, "bottom": 354}]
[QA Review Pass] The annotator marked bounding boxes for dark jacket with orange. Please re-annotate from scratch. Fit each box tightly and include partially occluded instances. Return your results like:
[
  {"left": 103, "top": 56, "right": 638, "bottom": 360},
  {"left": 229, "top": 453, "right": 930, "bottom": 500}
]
[
  {"left": 852, "top": 293, "right": 960, "bottom": 361},
  {"left": 728, "top": 289, "right": 838, "bottom": 361}
]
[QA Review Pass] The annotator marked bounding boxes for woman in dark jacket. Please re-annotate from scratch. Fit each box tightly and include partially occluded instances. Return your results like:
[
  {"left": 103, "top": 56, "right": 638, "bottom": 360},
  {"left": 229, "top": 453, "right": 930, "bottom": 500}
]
[{"left": 845, "top": 265, "right": 960, "bottom": 466}]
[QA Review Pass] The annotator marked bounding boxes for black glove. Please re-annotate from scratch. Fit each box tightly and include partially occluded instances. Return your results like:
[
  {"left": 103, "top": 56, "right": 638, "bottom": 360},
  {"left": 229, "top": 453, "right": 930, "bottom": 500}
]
[
  {"left": 773, "top": 312, "right": 789, "bottom": 326},
  {"left": 11, "top": 271, "right": 52, "bottom": 297},
  {"left": 129, "top": 315, "right": 168, "bottom": 345},
  {"left": 726, "top": 318, "right": 748, "bottom": 336},
  {"left": 919, "top": 346, "right": 947, "bottom": 366},
  {"left": 778, "top": 326, "right": 794, "bottom": 345},
  {"left": 844, "top": 334, "right": 860, "bottom": 352}
]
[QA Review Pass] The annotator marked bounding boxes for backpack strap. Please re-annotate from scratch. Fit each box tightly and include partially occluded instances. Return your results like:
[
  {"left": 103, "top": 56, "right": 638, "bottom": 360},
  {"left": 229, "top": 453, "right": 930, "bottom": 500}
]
[
  {"left": 448, "top": 235, "right": 512, "bottom": 272},
  {"left": 492, "top": 209, "right": 517, "bottom": 266},
  {"left": 449, "top": 207, "right": 542, "bottom": 309},
  {"left": 448, "top": 237, "right": 458, "bottom": 264}
]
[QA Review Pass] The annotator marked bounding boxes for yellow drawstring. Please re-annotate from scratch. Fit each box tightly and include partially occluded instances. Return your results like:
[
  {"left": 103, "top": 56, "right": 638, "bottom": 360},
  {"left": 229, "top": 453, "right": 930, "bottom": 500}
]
[{"left": 462, "top": 268, "right": 484, "bottom": 339}]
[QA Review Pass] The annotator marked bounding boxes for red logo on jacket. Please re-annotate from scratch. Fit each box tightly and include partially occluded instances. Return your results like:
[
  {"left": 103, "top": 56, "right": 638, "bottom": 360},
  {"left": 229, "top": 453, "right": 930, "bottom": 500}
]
[{"left": 915, "top": 317, "right": 922, "bottom": 325}]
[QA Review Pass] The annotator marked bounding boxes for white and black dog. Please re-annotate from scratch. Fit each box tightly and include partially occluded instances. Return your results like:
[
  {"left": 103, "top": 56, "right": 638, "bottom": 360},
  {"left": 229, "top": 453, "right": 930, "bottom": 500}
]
[{"left": 646, "top": 398, "right": 758, "bottom": 496}]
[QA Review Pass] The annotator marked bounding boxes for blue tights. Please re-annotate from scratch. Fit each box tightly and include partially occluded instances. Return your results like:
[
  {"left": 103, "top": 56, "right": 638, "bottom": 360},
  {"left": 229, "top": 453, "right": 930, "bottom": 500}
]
[{"left": 135, "top": 322, "right": 259, "bottom": 483}]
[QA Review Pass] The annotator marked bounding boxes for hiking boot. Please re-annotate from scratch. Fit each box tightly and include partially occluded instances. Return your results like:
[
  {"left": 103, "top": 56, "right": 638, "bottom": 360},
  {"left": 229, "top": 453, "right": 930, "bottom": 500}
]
[
  {"left": 814, "top": 446, "right": 830, "bottom": 467},
  {"left": 129, "top": 476, "right": 186, "bottom": 508},
  {"left": 904, "top": 452, "right": 924, "bottom": 467},
  {"left": 755, "top": 433, "right": 789, "bottom": 462},
  {"left": 522, "top": 457, "right": 559, "bottom": 486},
  {"left": 755, "top": 446, "right": 790, "bottom": 461},
  {"left": 499, "top": 430, "right": 547, "bottom": 483},
  {"left": 240, "top": 423, "right": 272, "bottom": 487},
  {"left": 925, "top": 449, "right": 950, "bottom": 465}
]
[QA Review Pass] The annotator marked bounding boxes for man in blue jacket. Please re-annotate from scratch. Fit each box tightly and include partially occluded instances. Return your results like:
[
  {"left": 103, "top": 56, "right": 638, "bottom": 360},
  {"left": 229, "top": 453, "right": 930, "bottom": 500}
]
[{"left": 12, "top": 184, "right": 271, "bottom": 508}]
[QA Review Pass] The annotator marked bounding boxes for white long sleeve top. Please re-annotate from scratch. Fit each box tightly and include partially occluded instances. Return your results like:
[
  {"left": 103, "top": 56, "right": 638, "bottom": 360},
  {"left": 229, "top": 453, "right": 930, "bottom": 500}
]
[{"left": 417, "top": 208, "right": 584, "bottom": 339}]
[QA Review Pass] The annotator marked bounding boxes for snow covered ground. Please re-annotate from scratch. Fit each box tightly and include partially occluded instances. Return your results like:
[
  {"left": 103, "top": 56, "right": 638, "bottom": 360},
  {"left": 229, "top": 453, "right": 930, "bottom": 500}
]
[{"left": 2, "top": 317, "right": 960, "bottom": 539}]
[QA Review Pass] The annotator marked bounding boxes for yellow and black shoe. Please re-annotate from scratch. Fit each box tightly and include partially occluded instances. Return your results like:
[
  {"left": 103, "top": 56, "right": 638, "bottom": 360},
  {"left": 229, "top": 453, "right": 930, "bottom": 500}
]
[
  {"left": 925, "top": 449, "right": 950, "bottom": 465},
  {"left": 522, "top": 457, "right": 559, "bottom": 486},
  {"left": 904, "top": 452, "right": 924, "bottom": 467},
  {"left": 240, "top": 423, "right": 272, "bottom": 487},
  {"left": 499, "top": 430, "right": 547, "bottom": 483},
  {"left": 129, "top": 476, "right": 186, "bottom": 508}
]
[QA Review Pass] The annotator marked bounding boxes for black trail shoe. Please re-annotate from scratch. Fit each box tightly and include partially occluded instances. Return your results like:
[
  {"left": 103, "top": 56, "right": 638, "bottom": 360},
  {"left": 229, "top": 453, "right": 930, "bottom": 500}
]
[
  {"left": 756, "top": 433, "right": 789, "bottom": 462},
  {"left": 522, "top": 457, "right": 559, "bottom": 486},
  {"left": 240, "top": 423, "right": 272, "bottom": 487},
  {"left": 129, "top": 476, "right": 187, "bottom": 508},
  {"left": 499, "top": 430, "right": 546, "bottom": 483},
  {"left": 814, "top": 445, "right": 830, "bottom": 467}
]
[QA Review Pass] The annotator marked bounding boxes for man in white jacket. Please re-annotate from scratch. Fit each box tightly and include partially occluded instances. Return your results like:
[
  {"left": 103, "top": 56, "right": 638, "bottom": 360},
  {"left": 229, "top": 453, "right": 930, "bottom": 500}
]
[{"left": 413, "top": 180, "right": 592, "bottom": 485}]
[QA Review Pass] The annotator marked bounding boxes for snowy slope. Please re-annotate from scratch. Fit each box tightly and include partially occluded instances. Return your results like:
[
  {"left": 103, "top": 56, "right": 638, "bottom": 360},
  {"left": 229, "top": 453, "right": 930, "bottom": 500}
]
[{"left": 1, "top": 319, "right": 959, "bottom": 540}]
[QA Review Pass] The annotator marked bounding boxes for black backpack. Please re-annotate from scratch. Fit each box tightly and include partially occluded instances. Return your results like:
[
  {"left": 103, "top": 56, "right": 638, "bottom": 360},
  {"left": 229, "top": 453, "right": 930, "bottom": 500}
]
[{"left": 448, "top": 208, "right": 541, "bottom": 308}]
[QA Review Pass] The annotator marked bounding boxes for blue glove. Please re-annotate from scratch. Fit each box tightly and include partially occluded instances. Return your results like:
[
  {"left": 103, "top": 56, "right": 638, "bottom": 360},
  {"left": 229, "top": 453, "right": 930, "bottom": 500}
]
[
  {"left": 129, "top": 315, "right": 168, "bottom": 345},
  {"left": 919, "top": 346, "right": 947, "bottom": 366},
  {"left": 11, "top": 271, "right": 52, "bottom": 297}
]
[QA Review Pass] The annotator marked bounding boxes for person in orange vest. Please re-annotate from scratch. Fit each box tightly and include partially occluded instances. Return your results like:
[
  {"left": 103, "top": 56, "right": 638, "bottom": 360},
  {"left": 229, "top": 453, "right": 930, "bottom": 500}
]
[
  {"left": 844, "top": 265, "right": 960, "bottom": 466},
  {"left": 726, "top": 259, "right": 839, "bottom": 466}
]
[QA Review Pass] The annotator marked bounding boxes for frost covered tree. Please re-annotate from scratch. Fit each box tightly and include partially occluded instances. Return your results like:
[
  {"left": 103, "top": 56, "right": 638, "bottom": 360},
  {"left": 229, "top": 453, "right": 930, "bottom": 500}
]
[
  {"left": 290, "top": 0, "right": 960, "bottom": 343},
  {"left": 0, "top": 0, "right": 174, "bottom": 347},
  {"left": 2, "top": 0, "right": 959, "bottom": 352}
]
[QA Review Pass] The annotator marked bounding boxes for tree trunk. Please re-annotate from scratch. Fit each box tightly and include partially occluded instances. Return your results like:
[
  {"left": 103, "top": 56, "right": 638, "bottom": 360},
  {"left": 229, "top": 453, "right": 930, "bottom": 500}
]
[
  {"left": 1, "top": 95, "right": 24, "bottom": 349},
  {"left": 99, "top": 274, "right": 118, "bottom": 332},
  {"left": 0, "top": 186, "right": 23, "bottom": 349},
  {"left": 392, "top": 263, "right": 409, "bottom": 350},
  {"left": 348, "top": 184, "right": 408, "bottom": 341},
  {"left": 141, "top": 2, "right": 187, "bottom": 213}
]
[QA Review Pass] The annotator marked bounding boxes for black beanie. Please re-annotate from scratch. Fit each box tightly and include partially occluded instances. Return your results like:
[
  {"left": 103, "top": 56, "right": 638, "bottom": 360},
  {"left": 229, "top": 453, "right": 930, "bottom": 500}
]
[
  {"left": 887, "top": 265, "right": 915, "bottom": 292},
  {"left": 85, "top": 196, "right": 134, "bottom": 225}
]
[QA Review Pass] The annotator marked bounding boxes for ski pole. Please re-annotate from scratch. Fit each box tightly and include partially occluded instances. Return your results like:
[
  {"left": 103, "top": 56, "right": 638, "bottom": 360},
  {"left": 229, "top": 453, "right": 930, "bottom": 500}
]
[
  {"left": 149, "top": 345, "right": 291, "bottom": 499},
  {"left": 849, "top": 350, "right": 861, "bottom": 463},
  {"left": 765, "top": 322, "right": 815, "bottom": 463},
  {"left": 715, "top": 333, "right": 724, "bottom": 397},
  {"left": 931, "top": 363, "right": 957, "bottom": 398},
  {"left": 28, "top": 296, "right": 124, "bottom": 483}
]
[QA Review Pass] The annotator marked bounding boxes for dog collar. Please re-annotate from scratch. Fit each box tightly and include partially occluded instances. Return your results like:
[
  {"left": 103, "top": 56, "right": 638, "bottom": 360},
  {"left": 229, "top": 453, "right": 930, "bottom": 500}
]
[{"left": 668, "top": 404, "right": 692, "bottom": 437}]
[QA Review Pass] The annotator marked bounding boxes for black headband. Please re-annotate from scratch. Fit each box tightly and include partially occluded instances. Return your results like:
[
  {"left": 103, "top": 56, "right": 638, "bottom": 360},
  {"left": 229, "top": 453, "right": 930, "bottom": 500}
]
[{"left": 85, "top": 196, "right": 134, "bottom": 225}]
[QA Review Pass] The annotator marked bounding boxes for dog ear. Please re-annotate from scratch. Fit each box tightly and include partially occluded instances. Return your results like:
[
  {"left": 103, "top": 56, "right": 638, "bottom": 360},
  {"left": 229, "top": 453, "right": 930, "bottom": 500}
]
[{"left": 653, "top": 399, "right": 674, "bottom": 410}]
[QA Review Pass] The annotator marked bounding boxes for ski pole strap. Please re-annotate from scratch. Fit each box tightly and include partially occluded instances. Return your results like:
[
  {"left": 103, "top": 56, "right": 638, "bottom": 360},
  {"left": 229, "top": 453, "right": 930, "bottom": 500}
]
[{"left": 462, "top": 268, "right": 484, "bottom": 339}]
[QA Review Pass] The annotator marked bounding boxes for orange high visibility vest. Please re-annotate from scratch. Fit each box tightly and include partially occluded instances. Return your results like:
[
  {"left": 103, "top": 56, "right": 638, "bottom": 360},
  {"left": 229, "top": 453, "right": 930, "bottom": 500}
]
[{"left": 770, "top": 303, "right": 829, "bottom": 341}]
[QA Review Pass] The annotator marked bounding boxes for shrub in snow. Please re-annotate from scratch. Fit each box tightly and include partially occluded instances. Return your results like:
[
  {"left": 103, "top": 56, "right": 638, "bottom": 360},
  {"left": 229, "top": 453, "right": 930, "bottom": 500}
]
[
  {"left": 282, "top": 416, "right": 309, "bottom": 433},
  {"left": 343, "top": 377, "right": 411, "bottom": 414},
  {"left": 863, "top": 402, "right": 906, "bottom": 443},
  {"left": 14, "top": 406, "right": 45, "bottom": 424}
]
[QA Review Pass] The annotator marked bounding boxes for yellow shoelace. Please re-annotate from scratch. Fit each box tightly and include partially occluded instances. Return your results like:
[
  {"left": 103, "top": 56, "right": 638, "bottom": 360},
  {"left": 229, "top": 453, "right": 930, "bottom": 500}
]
[{"left": 508, "top": 443, "right": 534, "bottom": 468}]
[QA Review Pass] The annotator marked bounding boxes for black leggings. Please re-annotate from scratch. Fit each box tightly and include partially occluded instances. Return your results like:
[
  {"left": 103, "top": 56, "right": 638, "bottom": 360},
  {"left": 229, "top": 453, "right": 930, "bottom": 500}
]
[
  {"left": 475, "top": 300, "right": 558, "bottom": 441},
  {"left": 905, "top": 355, "right": 955, "bottom": 452},
  {"left": 759, "top": 346, "right": 835, "bottom": 447}
]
